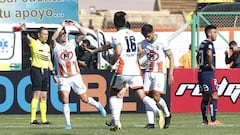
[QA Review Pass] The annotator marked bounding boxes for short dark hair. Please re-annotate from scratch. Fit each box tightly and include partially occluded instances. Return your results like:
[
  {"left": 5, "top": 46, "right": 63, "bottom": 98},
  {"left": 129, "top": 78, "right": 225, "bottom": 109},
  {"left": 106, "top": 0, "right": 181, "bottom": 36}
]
[
  {"left": 141, "top": 24, "right": 153, "bottom": 37},
  {"left": 229, "top": 40, "right": 237, "bottom": 46},
  {"left": 82, "top": 39, "right": 90, "bottom": 46},
  {"left": 204, "top": 25, "right": 217, "bottom": 38},
  {"left": 39, "top": 27, "right": 48, "bottom": 33},
  {"left": 114, "top": 11, "right": 126, "bottom": 28}
]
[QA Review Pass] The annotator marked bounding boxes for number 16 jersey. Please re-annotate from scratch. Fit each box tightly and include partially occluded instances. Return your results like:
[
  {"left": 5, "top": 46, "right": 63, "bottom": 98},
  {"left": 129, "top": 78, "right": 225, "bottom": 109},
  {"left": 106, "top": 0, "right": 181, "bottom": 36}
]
[{"left": 111, "top": 28, "right": 142, "bottom": 76}]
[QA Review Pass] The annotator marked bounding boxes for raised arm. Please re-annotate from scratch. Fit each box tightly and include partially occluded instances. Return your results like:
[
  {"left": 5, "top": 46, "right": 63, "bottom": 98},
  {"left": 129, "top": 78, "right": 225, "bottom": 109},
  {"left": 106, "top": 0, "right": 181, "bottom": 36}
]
[
  {"left": 52, "top": 20, "right": 87, "bottom": 48},
  {"left": 20, "top": 23, "right": 34, "bottom": 43},
  {"left": 225, "top": 51, "right": 234, "bottom": 64},
  {"left": 73, "top": 21, "right": 87, "bottom": 36},
  {"left": 52, "top": 21, "right": 67, "bottom": 48},
  {"left": 85, "top": 43, "right": 112, "bottom": 55}
]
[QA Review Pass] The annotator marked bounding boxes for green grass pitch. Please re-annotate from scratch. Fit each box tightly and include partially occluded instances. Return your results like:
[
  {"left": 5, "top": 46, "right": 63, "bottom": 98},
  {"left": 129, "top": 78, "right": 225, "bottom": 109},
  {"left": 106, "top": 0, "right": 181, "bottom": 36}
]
[{"left": 0, "top": 113, "right": 240, "bottom": 135}]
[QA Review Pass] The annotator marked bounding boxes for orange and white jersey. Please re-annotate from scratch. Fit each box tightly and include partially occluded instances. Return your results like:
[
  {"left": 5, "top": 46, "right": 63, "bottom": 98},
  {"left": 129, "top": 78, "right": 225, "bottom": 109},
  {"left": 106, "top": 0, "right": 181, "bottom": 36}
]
[
  {"left": 112, "top": 28, "right": 142, "bottom": 76},
  {"left": 141, "top": 36, "right": 170, "bottom": 73},
  {"left": 53, "top": 41, "right": 80, "bottom": 77}
]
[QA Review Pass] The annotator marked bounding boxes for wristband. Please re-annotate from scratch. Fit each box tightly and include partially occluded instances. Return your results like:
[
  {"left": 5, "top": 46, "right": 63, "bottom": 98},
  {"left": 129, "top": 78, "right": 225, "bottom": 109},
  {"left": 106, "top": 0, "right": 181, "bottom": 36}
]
[{"left": 50, "top": 70, "right": 56, "bottom": 75}]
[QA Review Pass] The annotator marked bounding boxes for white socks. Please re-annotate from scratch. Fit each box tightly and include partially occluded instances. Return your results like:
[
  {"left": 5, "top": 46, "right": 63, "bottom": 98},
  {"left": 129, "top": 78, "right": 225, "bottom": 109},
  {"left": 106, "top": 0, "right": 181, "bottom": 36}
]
[
  {"left": 143, "top": 96, "right": 160, "bottom": 114},
  {"left": 157, "top": 98, "right": 170, "bottom": 117},
  {"left": 87, "top": 97, "right": 100, "bottom": 108},
  {"left": 144, "top": 97, "right": 170, "bottom": 124},
  {"left": 63, "top": 104, "right": 71, "bottom": 125},
  {"left": 109, "top": 96, "right": 123, "bottom": 125},
  {"left": 145, "top": 103, "right": 155, "bottom": 124}
]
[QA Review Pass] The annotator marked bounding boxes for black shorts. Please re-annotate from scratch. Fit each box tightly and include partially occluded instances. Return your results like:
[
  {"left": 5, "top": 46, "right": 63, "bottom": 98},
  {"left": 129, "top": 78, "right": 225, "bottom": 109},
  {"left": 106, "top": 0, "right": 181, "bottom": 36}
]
[{"left": 30, "top": 66, "right": 50, "bottom": 91}]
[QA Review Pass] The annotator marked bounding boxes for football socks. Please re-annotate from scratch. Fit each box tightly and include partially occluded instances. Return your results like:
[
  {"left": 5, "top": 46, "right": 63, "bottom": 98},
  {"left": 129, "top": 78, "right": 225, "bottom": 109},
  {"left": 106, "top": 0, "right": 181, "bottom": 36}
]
[
  {"left": 158, "top": 98, "right": 170, "bottom": 117},
  {"left": 201, "top": 99, "right": 208, "bottom": 122},
  {"left": 63, "top": 104, "right": 71, "bottom": 126},
  {"left": 30, "top": 98, "right": 39, "bottom": 123},
  {"left": 40, "top": 100, "right": 47, "bottom": 123},
  {"left": 210, "top": 99, "right": 217, "bottom": 122}
]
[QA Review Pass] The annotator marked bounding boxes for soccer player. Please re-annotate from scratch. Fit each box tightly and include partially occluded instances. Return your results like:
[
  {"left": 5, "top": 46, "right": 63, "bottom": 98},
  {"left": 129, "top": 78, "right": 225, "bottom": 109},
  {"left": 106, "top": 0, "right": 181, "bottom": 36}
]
[
  {"left": 140, "top": 24, "right": 174, "bottom": 129},
  {"left": 83, "top": 21, "right": 131, "bottom": 127},
  {"left": 51, "top": 20, "right": 107, "bottom": 129},
  {"left": 108, "top": 11, "right": 163, "bottom": 131},
  {"left": 20, "top": 24, "right": 56, "bottom": 125},
  {"left": 196, "top": 25, "right": 221, "bottom": 125}
]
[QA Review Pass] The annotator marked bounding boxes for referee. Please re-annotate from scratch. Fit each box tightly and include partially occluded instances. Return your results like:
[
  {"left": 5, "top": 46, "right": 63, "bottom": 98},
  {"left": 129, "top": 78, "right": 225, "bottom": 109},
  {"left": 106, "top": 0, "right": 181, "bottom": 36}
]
[{"left": 20, "top": 24, "right": 57, "bottom": 125}]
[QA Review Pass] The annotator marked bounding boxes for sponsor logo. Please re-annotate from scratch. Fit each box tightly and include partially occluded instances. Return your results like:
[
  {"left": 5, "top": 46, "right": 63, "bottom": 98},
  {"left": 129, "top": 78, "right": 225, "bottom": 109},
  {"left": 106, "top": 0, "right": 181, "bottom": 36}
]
[
  {"left": 60, "top": 51, "right": 73, "bottom": 60},
  {"left": 147, "top": 50, "right": 159, "bottom": 61},
  {"left": 175, "top": 77, "right": 240, "bottom": 103}
]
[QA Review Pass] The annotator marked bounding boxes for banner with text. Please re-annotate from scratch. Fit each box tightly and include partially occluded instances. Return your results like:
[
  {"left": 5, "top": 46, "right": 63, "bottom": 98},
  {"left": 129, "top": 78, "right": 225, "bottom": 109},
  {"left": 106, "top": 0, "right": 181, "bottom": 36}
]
[
  {"left": 172, "top": 68, "right": 240, "bottom": 113},
  {"left": 0, "top": 0, "right": 78, "bottom": 23},
  {"left": 1, "top": 69, "right": 240, "bottom": 114},
  {"left": 0, "top": 70, "right": 168, "bottom": 114}
]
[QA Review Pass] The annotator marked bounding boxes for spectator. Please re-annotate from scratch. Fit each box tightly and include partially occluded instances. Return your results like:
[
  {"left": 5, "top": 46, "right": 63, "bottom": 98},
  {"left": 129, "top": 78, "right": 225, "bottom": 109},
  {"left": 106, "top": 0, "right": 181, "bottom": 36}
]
[
  {"left": 225, "top": 40, "right": 240, "bottom": 68},
  {"left": 75, "top": 39, "right": 97, "bottom": 70},
  {"left": 179, "top": 44, "right": 198, "bottom": 68}
]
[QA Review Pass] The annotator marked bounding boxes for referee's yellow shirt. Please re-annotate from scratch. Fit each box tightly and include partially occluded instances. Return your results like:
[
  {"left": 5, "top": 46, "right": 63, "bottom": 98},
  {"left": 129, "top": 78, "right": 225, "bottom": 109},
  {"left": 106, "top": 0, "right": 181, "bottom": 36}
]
[{"left": 29, "top": 39, "right": 50, "bottom": 69}]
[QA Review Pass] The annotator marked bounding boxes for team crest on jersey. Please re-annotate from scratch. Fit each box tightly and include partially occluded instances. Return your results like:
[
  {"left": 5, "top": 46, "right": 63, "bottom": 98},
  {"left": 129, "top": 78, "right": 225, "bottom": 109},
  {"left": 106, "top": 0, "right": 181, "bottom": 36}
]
[
  {"left": 147, "top": 50, "right": 159, "bottom": 61},
  {"left": 60, "top": 51, "right": 73, "bottom": 61}
]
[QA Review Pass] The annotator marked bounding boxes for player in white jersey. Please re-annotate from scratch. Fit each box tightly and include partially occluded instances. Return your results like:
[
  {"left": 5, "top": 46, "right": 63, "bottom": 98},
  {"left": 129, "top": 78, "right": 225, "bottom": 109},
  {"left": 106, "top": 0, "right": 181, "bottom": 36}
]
[
  {"left": 108, "top": 11, "right": 163, "bottom": 131},
  {"left": 140, "top": 24, "right": 174, "bottom": 129},
  {"left": 53, "top": 39, "right": 80, "bottom": 77},
  {"left": 51, "top": 20, "right": 106, "bottom": 130},
  {"left": 83, "top": 22, "right": 131, "bottom": 127}
]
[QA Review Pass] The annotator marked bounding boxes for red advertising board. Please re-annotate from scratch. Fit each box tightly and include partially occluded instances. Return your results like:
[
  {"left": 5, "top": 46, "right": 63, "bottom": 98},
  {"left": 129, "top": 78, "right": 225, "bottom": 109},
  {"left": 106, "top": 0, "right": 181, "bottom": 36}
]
[{"left": 171, "top": 68, "right": 240, "bottom": 113}]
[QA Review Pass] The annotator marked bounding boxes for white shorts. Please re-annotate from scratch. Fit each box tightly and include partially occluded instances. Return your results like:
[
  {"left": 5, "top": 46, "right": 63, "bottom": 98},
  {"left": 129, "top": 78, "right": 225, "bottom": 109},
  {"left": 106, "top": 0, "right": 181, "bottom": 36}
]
[
  {"left": 58, "top": 74, "right": 87, "bottom": 95},
  {"left": 143, "top": 72, "right": 166, "bottom": 94},
  {"left": 110, "top": 74, "right": 143, "bottom": 90}
]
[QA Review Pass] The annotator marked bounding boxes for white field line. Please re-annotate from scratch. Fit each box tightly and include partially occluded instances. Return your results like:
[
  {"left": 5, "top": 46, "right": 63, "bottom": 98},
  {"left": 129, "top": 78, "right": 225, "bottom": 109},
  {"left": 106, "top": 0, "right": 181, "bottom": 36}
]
[
  {"left": 1, "top": 123, "right": 240, "bottom": 129},
  {"left": 134, "top": 123, "right": 240, "bottom": 128}
]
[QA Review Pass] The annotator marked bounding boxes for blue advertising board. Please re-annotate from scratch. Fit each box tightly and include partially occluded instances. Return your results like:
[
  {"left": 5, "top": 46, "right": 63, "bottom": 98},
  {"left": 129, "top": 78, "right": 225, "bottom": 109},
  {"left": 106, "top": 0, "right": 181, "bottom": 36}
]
[{"left": 0, "top": 70, "right": 168, "bottom": 114}]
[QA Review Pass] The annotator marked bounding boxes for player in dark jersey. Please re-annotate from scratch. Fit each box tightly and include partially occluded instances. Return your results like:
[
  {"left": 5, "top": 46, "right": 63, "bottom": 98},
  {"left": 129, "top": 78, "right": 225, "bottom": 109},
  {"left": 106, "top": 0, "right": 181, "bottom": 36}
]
[{"left": 197, "top": 25, "right": 221, "bottom": 125}]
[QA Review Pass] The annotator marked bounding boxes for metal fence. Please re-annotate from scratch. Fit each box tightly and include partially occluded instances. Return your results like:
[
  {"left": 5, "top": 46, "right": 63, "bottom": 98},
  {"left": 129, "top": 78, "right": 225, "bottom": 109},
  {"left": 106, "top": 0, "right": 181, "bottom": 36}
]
[
  {"left": 197, "top": 12, "right": 240, "bottom": 28},
  {"left": 190, "top": 12, "right": 240, "bottom": 67}
]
